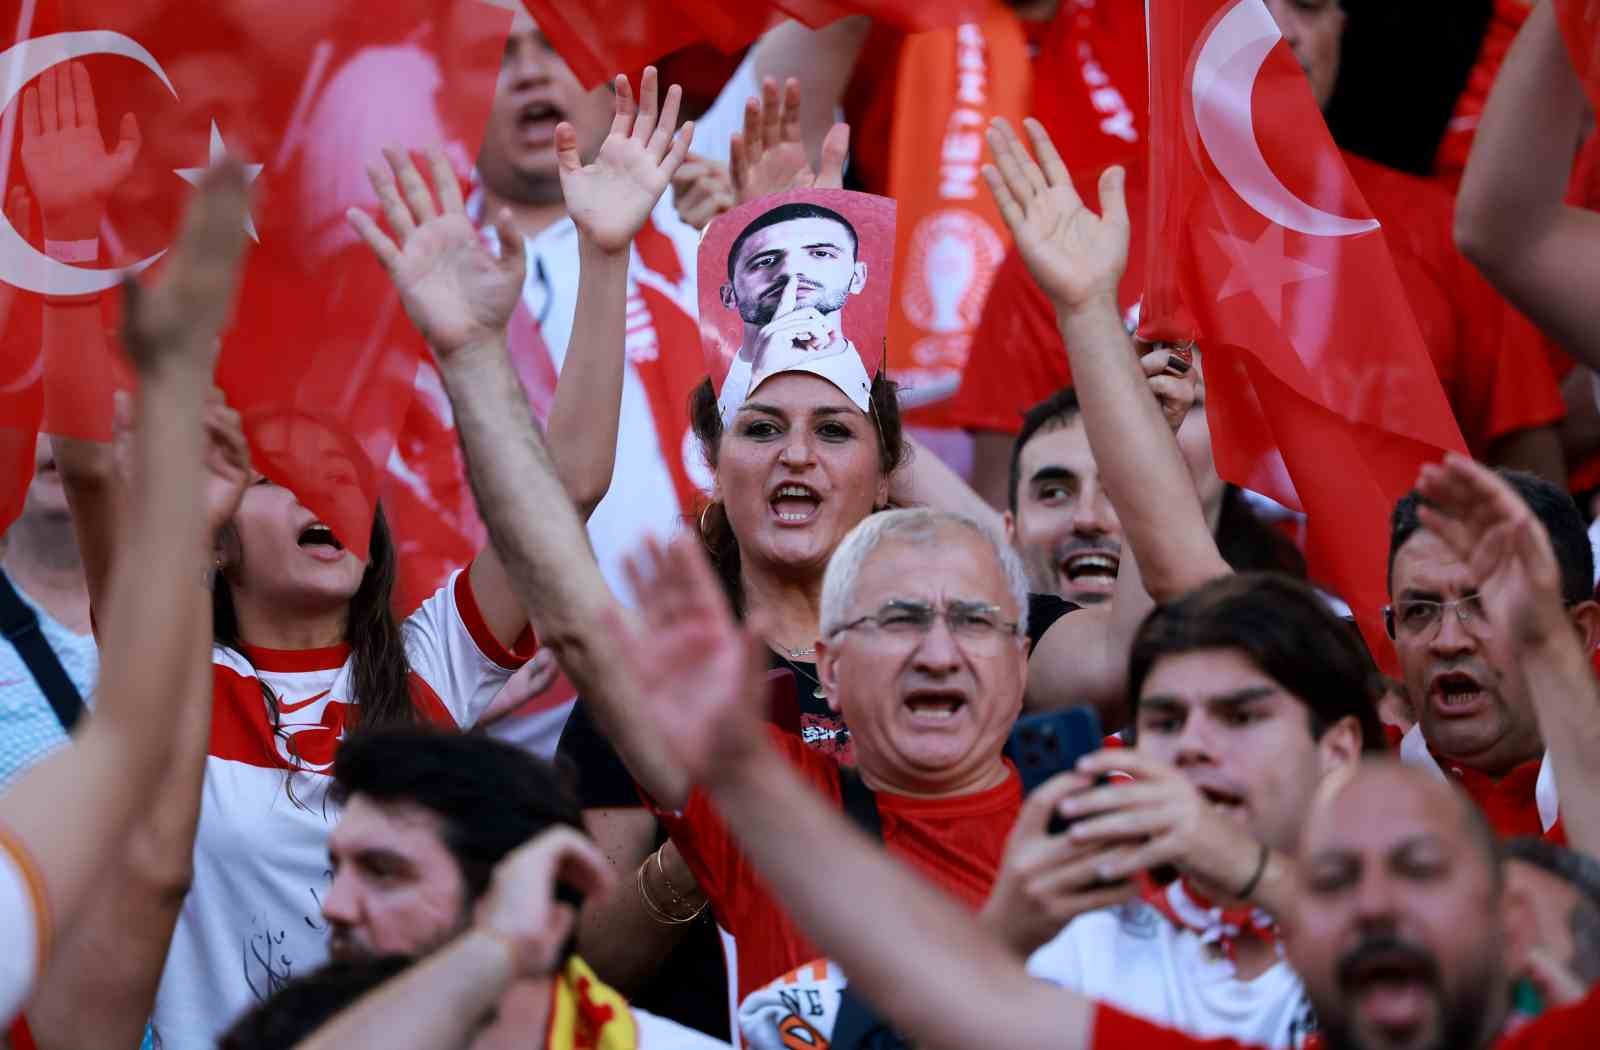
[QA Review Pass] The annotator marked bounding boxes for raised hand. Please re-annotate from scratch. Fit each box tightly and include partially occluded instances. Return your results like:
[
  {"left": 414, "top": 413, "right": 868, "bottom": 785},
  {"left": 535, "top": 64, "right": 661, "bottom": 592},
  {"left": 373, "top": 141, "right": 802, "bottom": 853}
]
[
  {"left": 1057, "top": 750, "right": 1276, "bottom": 905},
  {"left": 1139, "top": 347, "right": 1197, "bottom": 434},
  {"left": 979, "top": 771, "right": 1140, "bottom": 957},
  {"left": 111, "top": 387, "right": 250, "bottom": 548},
  {"left": 730, "top": 77, "right": 850, "bottom": 204},
  {"left": 983, "top": 118, "right": 1128, "bottom": 314},
  {"left": 671, "top": 155, "right": 736, "bottom": 231},
  {"left": 603, "top": 534, "right": 770, "bottom": 787},
  {"left": 1414, "top": 452, "right": 1569, "bottom": 647},
  {"left": 479, "top": 649, "right": 561, "bottom": 727},
  {"left": 20, "top": 62, "right": 141, "bottom": 241},
  {"left": 121, "top": 161, "right": 251, "bottom": 373},
  {"left": 558, "top": 67, "right": 694, "bottom": 255},
  {"left": 474, "top": 827, "right": 615, "bottom": 979},
  {"left": 348, "top": 148, "right": 525, "bottom": 359}
]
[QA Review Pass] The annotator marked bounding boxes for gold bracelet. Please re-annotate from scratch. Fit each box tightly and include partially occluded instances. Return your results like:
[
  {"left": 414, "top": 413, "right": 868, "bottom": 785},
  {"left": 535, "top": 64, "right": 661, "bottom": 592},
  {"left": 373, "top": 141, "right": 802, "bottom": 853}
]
[{"left": 636, "top": 851, "right": 705, "bottom": 925}]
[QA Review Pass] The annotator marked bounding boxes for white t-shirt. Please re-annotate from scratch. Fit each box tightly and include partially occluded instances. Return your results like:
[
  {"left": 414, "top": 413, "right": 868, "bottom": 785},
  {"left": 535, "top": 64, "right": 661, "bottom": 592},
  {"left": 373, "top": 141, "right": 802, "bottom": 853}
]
[
  {"left": 0, "top": 828, "right": 45, "bottom": 1027},
  {"left": 149, "top": 570, "right": 528, "bottom": 1050},
  {"left": 1027, "top": 902, "right": 1318, "bottom": 1049}
]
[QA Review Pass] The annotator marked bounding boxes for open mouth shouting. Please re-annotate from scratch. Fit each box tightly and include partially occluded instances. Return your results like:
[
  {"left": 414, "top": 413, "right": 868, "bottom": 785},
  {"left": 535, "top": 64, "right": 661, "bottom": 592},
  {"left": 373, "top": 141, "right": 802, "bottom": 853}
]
[
  {"left": 902, "top": 687, "right": 969, "bottom": 727},
  {"left": 769, "top": 482, "right": 822, "bottom": 526},
  {"left": 1338, "top": 937, "right": 1440, "bottom": 1040},
  {"left": 513, "top": 99, "right": 563, "bottom": 148},
  {"left": 1427, "top": 669, "right": 1489, "bottom": 719},
  {"left": 297, "top": 522, "right": 346, "bottom": 561},
  {"left": 1059, "top": 547, "right": 1121, "bottom": 598}
]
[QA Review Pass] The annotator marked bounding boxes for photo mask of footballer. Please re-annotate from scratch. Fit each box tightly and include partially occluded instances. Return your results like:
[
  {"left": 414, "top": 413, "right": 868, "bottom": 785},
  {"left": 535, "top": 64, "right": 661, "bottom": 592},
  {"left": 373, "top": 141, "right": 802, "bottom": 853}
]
[{"left": 700, "top": 189, "right": 895, "bottom": 425}]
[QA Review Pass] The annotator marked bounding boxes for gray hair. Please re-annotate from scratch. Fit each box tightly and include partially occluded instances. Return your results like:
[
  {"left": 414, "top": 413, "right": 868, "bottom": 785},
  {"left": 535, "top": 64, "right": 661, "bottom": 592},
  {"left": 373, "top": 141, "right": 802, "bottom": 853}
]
[{"left": 820, "top": 508, "right": 1030, "bottom": 640}]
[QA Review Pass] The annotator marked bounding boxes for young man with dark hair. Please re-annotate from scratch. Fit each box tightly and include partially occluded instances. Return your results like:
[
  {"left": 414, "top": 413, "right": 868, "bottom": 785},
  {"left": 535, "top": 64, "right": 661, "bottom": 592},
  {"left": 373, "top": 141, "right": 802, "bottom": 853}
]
[
  {"left": 979, "top": 572, "right": 1385, "bottom": 1047},
  {"left": 1004, "top": 389, "right": 1125, "bottom": 607},
  {"left": 1386, "top": 469, "right": 1600, "bottom": 840}
]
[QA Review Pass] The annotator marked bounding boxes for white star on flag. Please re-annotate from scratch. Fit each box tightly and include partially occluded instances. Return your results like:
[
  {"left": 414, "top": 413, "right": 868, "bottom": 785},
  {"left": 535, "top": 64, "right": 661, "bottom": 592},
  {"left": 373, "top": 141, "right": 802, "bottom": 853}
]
[{"left": 175, "top": 122, "right": 265, "bottom": 242}]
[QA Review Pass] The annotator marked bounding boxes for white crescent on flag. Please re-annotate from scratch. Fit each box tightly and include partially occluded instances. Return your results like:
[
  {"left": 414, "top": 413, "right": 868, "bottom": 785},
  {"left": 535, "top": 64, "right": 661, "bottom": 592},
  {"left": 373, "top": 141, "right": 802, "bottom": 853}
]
[
  {"left": 1191, "top": 0, "right": 1379, "bottom": 238},
  {"left": 0, "top": 30, "right": 177, "bottom": 296}
]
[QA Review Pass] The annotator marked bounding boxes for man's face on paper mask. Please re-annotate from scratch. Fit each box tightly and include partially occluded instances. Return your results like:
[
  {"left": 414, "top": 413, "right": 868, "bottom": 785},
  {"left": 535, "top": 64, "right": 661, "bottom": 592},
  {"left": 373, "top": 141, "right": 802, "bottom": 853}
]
[{"left": 724, "top": 216, "right": 865, "bottom": 326}]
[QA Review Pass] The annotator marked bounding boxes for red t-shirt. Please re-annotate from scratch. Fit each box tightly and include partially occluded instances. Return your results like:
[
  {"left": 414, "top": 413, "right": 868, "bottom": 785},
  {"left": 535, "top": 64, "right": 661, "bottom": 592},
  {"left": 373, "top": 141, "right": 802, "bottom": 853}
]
[
  {"left": 945, "top": 149, "right": 1565, "bottom": 460},
  {"left": 1091, "top": 988, "right": 1600, "bottom": 1049},
  {"left": 1383, "top": 724, "right": 1566, "bottom": 843},
  {"left": 657, "top": 729, "right": 1021, "bottom": 1002}
]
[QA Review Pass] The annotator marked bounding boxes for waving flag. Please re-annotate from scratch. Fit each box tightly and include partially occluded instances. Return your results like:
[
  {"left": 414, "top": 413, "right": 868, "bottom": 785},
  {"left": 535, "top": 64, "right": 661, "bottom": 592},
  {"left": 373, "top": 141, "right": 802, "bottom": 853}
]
[
  {"left": 523, "top": 0, "right": 1001, "bottom": 89},
  {"left": 1138, "top": 0, "right": 1466, "bottom": 663},
  {"left": 0, "top": 0, "right": 512, "bottom": 554}
]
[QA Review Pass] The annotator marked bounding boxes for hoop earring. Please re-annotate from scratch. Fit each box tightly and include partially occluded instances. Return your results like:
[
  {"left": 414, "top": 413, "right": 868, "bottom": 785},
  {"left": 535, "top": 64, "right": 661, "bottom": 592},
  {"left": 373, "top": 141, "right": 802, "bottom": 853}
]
[{"left": 698, "top": 501, "right": 721, "bottom": 535}]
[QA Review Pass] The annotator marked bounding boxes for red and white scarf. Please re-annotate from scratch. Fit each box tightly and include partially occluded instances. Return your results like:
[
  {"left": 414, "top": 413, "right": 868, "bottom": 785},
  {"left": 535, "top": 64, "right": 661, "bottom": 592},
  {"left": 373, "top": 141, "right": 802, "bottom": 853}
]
[{"left": 1141, "top": 874, "right": 1279, "bottom": 966}]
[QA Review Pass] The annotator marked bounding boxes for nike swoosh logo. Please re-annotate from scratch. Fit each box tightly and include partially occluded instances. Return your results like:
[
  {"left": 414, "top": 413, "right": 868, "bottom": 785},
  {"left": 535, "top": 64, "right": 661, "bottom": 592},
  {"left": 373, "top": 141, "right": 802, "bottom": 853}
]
[{"left": 277, "top": 688, "right": 335, "bottom": 715}]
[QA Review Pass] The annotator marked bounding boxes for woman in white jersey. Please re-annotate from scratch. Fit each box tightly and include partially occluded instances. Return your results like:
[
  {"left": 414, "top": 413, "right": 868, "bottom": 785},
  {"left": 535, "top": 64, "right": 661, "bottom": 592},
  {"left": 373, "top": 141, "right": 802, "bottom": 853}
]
[{"left": 46, "top": 71, "right": 695, "bottom": 1050}]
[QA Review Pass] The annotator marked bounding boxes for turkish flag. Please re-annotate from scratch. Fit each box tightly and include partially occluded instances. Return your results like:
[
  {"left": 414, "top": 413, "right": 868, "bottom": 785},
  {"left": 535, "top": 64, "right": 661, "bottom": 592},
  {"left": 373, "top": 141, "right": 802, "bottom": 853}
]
[
  {"left": 523, "top": 0, "right": 1002, "bottom": 89},
  {"left": 0, "top": 0, "right": 512, "bottom": 555},
  {"left": 1139, "top": 0, "right": 1466, "bottom": 664},
  {"left": 1556, "top": 0, "right": 1600, "bottom": 111}
]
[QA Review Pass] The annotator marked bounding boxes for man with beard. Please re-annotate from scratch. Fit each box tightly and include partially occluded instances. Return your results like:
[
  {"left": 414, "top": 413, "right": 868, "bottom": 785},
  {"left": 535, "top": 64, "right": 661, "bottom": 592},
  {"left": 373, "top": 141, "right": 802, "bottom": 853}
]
[
  {"left": 1004, "top": 389, "right": 1124, "bottom": 606},
  {"left": 299, "top": 727, "right": 727, "bottom": 1048},
  {"left": 714, "top": 202, "right": 874, "bottom": 424}
]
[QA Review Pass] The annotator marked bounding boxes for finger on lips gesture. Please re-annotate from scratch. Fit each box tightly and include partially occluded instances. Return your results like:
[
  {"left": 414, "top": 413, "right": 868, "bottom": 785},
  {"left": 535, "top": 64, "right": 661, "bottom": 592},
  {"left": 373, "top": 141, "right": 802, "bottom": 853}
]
[
  {"left": 558, "top": 67, "right": 695, "bottom": 255},
  {"left": 348, "top": 147, "right": 525, "bottom": 358},
  {"left": 982, "top": 117, "right": 1129, "bottom": 313},
  {"left": 730, "top": 77, "right": 850, "bottom": 203}
]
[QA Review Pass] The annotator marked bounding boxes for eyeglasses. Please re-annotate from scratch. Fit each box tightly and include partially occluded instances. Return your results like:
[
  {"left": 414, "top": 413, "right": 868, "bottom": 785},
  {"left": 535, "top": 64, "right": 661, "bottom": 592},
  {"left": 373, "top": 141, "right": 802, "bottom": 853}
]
[
  {"left": 1383, "top": 594, "right": 1488, "bottom": 640},
  {"left": 828, "top": 600, "right": 1021, "bottom": 645}
]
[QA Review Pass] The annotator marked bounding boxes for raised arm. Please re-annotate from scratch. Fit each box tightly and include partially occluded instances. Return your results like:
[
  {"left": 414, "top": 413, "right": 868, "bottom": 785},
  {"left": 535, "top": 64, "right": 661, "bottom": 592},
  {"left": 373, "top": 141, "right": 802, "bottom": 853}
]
[
  {"left": 0, "top": 162, "right": 247, "bottom": 1020},
  {"left": 748, "top": 16, "right": 870, "bottom": 170},
  {"left": 464, "top": 68, "right": 691, "bottom": 652},
  {"left": 348, "top": 139, "right": 692, "bottom": 804},
  {"left": 1413, "top": 453, "right": 1600, "bottom": 855},
  {"left": 609, "top": 534, "right": 1099, "bottom": 1050},
  {"left": 26, "top": 63, "right": 143, "bottom": 610},
  {"left": 546, "top": 67, "right": 694, "bottom": 520},
  {"left": 1455, "top": 0, "right": 1600, "bottom": 368},
  {"left": 984, "top": 118, "right": 1230, "bottom": 601}
]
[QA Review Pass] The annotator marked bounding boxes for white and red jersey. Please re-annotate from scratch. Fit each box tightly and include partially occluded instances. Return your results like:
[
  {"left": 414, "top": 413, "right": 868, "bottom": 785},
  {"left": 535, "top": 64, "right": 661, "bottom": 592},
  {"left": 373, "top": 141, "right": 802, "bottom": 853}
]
[
  {"left": 0, "top": 825, "right": 46, "bottom": 1027},
  {"left": 149, "top": 570, "right": 532, "bottom": 1050}
]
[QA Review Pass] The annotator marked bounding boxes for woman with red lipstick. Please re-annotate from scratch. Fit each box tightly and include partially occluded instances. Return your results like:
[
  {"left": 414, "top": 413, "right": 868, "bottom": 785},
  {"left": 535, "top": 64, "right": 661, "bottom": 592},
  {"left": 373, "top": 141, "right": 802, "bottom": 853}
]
[{"left": 46, "top": 68, "right": 691, "bottom": 1049}]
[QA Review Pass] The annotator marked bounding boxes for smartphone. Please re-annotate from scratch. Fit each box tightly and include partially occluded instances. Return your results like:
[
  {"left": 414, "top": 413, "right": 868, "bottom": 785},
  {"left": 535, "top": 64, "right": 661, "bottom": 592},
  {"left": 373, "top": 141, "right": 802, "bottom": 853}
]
[{"left": 1004, "top": 707, "right": 1104, "bottom": 833}]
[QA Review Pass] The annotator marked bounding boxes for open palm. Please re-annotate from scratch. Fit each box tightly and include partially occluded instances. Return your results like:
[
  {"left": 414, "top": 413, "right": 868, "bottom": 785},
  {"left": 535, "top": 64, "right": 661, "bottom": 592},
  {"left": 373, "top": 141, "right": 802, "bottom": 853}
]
[
  {"left": 20, "top": 63, "right": 140, "bottom": 239},
  {"left": 730, "top": 77, "right": 850, "bottom": 203},
  {"left": 350, "top": 148, "right": 524, "bottom": 357},
  {"left": 983, "top": 118, "right": 1129, "bottom": 312},
  {"left": 611, "top": 535, "right": 766, "bottom": 786},
  {"left": 560, "top": 68, "right": 693, "bottom": 254},
  {"left": 1415, "top": 454, "right": 1567, "bottom": 646}
]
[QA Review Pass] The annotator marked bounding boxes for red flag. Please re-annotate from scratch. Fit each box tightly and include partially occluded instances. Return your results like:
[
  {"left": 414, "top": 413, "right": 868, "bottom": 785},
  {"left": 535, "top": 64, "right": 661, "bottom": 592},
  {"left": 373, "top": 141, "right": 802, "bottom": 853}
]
[
  {"left": 521, "top": 0, "right": 1005, "bottom": 90},
  {"left": 1138, "top": 0, "right": 1466, "bottom": 664},
  {"left": 1, "top": 0, "right": 512, "bottom": 554},
  {"left": 1556, "top": 0, "right": 1600, "bottom": 111}
]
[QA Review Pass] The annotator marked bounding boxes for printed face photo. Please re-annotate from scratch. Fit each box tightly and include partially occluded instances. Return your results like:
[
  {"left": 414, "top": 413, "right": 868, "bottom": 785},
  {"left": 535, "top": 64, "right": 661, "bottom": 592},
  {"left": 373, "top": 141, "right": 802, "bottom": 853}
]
[{"left": 720, "top": 211, "right": 867, "bottom": 326}]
